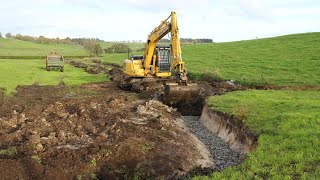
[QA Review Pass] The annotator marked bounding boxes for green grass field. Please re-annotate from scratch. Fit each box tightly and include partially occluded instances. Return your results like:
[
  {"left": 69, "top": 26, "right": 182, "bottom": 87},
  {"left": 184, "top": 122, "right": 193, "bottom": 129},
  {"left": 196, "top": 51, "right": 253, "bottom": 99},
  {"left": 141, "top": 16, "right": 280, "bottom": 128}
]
[
  {"left": 98, "top": 33, "right": 320, "bottom": 86},
  {"left": 183, "top": 33, "right": 320, "bottom": 86},
  {"left": 101, "top": 53, "right": 129, "bottom": 65},
  {"left": 194, "top": 90, "right": 320, "bottom": 179},
  {"left": 0, "top": 59, "right": 106, "bottom": 94},
  {"left": 3, "top": 32, "right": 314, "bottom": 86},
  {"left": 0, "top": 38, "right": 88, "bottom": 57}
]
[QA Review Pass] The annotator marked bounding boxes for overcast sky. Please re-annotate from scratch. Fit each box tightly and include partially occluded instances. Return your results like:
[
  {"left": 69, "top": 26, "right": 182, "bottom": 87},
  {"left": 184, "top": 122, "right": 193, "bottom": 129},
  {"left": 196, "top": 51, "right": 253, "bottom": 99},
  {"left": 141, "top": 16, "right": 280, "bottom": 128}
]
[{"left": 0, "top": 0, "right": 319, "bottom": 42}]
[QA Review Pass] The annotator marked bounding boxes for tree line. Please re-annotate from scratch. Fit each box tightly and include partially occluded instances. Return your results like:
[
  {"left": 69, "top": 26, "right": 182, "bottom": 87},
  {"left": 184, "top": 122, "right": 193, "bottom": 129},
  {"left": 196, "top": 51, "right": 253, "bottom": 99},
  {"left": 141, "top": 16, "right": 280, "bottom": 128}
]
[
  {"left": 159, "top": 38, "right": 213, "bottom": 43},
  {"left": 1, "top": 32, "right": 133, "bottom": 55},
  {"left": 3, "top": 33, "right": 105, "bottom": 45},
  {"left": 0, "top": 32, "right": 213, "bottom": 56},
  {"left": 2, "top": 33, "right": 104, "bottom": 56}
]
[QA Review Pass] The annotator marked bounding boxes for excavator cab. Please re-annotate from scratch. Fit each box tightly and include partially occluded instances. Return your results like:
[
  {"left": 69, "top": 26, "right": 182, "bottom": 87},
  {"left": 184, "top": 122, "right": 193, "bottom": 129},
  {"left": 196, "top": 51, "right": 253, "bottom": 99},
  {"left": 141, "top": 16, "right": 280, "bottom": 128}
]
[
  {"left": 155, "top": 46, "right": 171, "bottom": 73},
  {"left": 124, "top": 47, "right": 172, "bottom": 77}
]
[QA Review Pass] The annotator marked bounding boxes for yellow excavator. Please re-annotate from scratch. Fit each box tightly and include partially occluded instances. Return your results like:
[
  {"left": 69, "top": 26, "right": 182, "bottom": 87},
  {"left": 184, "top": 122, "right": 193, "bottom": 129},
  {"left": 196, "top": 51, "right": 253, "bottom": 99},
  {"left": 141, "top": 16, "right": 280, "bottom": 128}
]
[{"left": 122, "top": 11, "right": 199, "bottom": 104}]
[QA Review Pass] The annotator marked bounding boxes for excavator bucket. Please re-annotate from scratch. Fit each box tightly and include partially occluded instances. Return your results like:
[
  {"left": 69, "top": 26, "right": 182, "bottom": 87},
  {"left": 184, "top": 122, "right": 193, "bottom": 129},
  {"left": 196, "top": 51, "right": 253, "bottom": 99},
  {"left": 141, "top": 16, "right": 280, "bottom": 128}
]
[{"left": 163, "top": 83, "right": 200, "bottom": 105}]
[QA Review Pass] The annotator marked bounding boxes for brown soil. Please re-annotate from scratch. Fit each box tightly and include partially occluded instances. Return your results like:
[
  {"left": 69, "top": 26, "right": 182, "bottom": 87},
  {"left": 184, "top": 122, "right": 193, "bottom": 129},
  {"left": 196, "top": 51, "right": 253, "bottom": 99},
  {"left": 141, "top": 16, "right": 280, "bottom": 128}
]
[{"left": 0, "top": 83, "right": 213, "bottom": 179}]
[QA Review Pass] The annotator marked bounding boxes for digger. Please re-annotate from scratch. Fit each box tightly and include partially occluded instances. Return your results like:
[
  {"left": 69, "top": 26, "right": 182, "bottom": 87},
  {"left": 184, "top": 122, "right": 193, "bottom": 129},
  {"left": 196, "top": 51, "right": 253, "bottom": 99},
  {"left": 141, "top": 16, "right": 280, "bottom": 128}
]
[{"left": 122, "top": 11, "right": 199, "bottom": 104}]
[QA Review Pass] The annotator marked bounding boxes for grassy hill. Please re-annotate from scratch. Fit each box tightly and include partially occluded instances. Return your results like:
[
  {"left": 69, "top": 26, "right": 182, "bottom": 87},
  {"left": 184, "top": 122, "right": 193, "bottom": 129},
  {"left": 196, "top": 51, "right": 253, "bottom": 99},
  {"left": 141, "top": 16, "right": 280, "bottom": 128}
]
[
  {"left": 99, "top": 33, "right": 320, "bottom": 86},
  {"left": 0, "top": 38, "right": 88, "bottom": 57},
  {"left": 184, "top": 32, "right": 320, "bottom": 86},
  {"left": 1, "top": 32, "right": 319, "bottom": 89}
]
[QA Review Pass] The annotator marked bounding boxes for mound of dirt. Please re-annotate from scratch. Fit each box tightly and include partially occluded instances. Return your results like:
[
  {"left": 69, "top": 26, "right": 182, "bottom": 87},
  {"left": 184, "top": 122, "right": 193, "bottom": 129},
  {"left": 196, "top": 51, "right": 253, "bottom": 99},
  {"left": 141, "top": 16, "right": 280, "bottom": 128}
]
[
  {"left": 109, "top": 67, "right": 126, "bottom": 82},
  {"left": 68, "top": 60, "right": 88, "bottom": 69},
  {"left": 67, "top": 58, "right": 121, "bottom": 75},
  {"left": 0, "top": 83, "right": 213, "bottom": 179}
]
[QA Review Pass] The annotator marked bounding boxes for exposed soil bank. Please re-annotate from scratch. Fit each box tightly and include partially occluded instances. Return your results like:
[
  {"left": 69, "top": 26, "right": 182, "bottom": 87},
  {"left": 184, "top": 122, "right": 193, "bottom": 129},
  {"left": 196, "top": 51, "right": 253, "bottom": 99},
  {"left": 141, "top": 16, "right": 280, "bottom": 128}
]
[
  {"left": 200, "top": 104, "right": 259, "bottom": 154},
  {"left": 181, "top": 116, "right": 242, "bottom": 171},
  {"left": 178, "top": 103, "right": 259, "bottom": 178}
]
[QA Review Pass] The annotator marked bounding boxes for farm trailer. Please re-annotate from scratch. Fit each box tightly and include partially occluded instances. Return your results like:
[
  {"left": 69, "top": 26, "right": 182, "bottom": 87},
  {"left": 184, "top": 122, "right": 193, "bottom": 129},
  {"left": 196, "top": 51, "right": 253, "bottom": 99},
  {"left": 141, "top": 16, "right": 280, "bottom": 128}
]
[{"left": 46, "top": 52, "right": 64, "bottom": 72}]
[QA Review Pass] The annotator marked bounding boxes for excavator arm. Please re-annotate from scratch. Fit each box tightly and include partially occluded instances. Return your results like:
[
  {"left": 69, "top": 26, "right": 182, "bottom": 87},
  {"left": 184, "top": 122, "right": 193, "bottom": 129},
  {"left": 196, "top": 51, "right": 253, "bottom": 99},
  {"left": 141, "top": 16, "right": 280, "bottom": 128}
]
[
  {"left": 143, "top": 15, "right": 171, "bottom": 69},
  {"left": 170, "top": 12, "right": 187, "bottom": 83},
  {"left": 143, "top": 12, "right": 187, "bottom": 83}
]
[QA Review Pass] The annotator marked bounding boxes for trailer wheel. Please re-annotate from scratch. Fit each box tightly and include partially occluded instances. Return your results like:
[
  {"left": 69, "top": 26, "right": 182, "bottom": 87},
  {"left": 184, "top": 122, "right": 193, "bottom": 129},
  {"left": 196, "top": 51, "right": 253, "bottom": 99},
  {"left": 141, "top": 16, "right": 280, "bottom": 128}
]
[{"left": 60, "top": 67, "right": 64, "bottom": 72}]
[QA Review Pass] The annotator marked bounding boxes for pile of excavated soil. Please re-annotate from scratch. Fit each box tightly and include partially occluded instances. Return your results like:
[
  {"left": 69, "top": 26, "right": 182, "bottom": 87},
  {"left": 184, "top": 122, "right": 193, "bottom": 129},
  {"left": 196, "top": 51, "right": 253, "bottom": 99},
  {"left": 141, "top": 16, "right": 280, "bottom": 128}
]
[
  {"left": 0, "top": 83, "right": 213, "bottom": 179},
  {"left": 67, "top": 58, "right": 120, "bottom": 75}
]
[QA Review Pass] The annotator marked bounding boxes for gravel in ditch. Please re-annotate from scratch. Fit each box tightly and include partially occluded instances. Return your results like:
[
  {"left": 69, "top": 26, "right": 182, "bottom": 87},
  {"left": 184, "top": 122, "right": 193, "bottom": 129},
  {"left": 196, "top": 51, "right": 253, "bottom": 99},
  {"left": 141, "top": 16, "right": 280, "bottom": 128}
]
[{"left": 181, "top": 116, "right": 242, "bottom": 171}]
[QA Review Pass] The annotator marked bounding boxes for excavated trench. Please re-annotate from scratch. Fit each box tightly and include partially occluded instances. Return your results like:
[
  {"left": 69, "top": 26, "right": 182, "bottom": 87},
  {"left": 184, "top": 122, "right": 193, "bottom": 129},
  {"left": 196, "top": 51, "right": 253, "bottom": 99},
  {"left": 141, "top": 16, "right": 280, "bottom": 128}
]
[
  {"left": 199, "top": 105, "right": 258, "bottom": 154},
  {"left": 160, "top": 84, "right": 259, "bottom": 176},
  {"left": 172, "top": 100, "right": 258, "bottom": 155}
]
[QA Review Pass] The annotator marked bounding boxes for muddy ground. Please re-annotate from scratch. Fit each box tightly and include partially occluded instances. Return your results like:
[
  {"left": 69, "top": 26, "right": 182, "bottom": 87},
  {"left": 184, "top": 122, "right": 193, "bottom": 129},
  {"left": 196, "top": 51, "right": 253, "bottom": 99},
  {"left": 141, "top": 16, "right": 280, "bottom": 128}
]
[
  {"left": 0, "top": 58, "right": 255, "bottom": 179},
  {"left": 0, "top": 83, "right": 218, "bottom": 180}
]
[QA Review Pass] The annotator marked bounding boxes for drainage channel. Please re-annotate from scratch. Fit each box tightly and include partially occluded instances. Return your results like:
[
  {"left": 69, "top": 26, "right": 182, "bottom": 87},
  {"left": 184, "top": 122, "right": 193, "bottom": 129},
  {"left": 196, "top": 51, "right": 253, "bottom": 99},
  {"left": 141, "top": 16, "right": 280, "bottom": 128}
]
[{"left": 181, "top": 116, "right": 243, "bottom": 171}]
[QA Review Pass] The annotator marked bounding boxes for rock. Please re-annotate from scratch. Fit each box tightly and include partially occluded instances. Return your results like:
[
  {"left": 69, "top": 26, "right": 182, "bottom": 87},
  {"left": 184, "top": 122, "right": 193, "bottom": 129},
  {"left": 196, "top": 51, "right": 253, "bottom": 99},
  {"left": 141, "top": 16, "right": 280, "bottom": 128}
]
[
  {"left": 181, "top": 116, "right": 242, "bottom": 171},
  {"left": 137, "top": 100, "right": 175, "bottom": 117},
  {"left": 35, "top": 143, "right": 44, "bottom": 152},
  {"left": 48, "top": 132, "right": 56, "bottom": 139}
]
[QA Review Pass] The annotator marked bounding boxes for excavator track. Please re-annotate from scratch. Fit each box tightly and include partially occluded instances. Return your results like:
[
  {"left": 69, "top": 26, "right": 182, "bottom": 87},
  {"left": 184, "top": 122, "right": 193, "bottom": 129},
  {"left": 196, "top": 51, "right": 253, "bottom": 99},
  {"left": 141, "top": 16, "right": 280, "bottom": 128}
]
[
  {"left": 119, "top": 77, "right": 168, "bottom": 92},
  {"left": 115, "top": 74, "right": 200, "bottom": 104}
]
